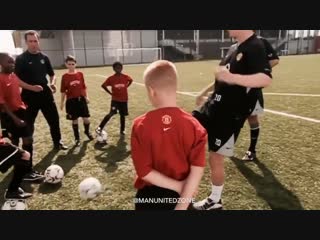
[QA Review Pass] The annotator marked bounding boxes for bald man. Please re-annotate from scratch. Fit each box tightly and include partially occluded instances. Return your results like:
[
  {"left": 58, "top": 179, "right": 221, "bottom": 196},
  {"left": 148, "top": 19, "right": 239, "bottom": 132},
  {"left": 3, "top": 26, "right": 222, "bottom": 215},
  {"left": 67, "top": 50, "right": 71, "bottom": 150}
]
[{"left": 131, "top": 60, "right": 206, "bottom": 210}]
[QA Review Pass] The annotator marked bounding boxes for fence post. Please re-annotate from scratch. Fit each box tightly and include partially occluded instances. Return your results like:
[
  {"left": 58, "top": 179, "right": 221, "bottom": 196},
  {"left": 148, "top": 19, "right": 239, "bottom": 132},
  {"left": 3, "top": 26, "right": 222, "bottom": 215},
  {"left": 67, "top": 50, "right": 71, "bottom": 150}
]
[
  {"left": 307, "top": 30, "right": 310, "bottom": 54},
  {"left": 121, "top": 31, "right": 125, "bottom": 63},
  {"left": 196, "top": 30, "right": 199, "bottom": 57},
  {"left": 295, "top": 30, "right": 299, "bottom": 54},
  {"left": 277, "top": 30, "right": 281, "bottom": 49},
  {"left": 140, "top": 30, "right": 143, "bottom": 63},
  {"left": 101, "top": 31, "right": 106, "bottom": 65},
  {"left": 60, "top": 31, "right": 65, "bottom": 66},
  {"left": 83, "top": 31, "right": 87, "bottom": 66},
  {"left": 286, "top": 30, "right": 290, "bottom": 55}
]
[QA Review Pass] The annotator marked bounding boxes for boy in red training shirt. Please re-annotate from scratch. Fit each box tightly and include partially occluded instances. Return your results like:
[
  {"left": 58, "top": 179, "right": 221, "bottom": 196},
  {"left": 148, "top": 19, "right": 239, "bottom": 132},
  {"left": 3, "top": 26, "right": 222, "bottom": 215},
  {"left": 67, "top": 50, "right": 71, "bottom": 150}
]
[
  {"left": 60, "top": 55, "right": 93, "bottom": 146},
  {"left": 0, "top": 52, "right": 44, "bottom": 182},
  {"left": 96, "top": 62, "right": 133, "bottom": 136},
  {"left": 131, "top": 60, "right": 207, "bottom": 210}
]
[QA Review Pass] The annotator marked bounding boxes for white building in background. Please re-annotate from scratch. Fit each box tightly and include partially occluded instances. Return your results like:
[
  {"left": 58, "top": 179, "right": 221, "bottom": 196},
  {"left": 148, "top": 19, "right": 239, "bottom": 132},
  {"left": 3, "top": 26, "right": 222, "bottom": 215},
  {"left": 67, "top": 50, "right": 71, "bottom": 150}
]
[
  {"left": 292, "top": 30, "right": 320, "bottom": 38},
  {"left": 0, "top": 30, "right": 22, "bottom": 56},
  {"left": 14, "top": 30, "right": 159, "bottom": 68},
  {"left": 0, "top": 30, "right": 15, "bottom": 53}
]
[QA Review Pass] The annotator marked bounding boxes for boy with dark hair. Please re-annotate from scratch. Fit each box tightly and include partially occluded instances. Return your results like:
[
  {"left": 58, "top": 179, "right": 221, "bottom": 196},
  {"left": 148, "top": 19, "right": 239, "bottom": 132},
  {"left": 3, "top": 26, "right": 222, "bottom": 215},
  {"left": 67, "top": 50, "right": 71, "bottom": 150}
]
[
  {"left": 0, "top": 52, "right": 44, "bottom": 182},
  {"left": 60, "top": 55, "right": 93, "bottom": 146},
  {"left": 96, "top": 62, "right": 133, "bottom": 136}
]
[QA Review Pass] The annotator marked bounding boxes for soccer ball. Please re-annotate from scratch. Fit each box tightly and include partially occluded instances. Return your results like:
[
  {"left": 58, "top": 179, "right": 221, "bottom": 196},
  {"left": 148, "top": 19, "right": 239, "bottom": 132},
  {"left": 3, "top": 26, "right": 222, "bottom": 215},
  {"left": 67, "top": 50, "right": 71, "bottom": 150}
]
[
  {"left": 96, "top": 130, "right": 107, "bottom": 143},
  {"left": 79, "top": 177, "right": 103, "bottom": 200},
  {"left": 2, "top": 199, "right": 27, "bottom": 210},
  {"left": 44, "top": 165, "right": 64, "bottom": 184}
]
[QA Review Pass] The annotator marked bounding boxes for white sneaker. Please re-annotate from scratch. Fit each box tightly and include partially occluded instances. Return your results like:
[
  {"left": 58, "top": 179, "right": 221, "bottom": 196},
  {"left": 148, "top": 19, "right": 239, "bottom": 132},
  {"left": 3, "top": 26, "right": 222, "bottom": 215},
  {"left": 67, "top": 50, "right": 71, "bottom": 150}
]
[{"left": 193, "top": 198, "right": 223, "bottom": 210}]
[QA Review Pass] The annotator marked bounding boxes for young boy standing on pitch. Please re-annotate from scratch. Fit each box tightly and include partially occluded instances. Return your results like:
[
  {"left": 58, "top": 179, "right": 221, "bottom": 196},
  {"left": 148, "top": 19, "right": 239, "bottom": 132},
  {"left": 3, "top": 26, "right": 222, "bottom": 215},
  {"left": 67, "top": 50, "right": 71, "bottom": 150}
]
[
  {"left": 96, "top": 62, "right": 133, "bottom": 136},
  {"left": 131, "top": 60, "right": 206, "bottom": 210},
  {"left": 60, "top": 55, "right": 93, "bottom": 146}
]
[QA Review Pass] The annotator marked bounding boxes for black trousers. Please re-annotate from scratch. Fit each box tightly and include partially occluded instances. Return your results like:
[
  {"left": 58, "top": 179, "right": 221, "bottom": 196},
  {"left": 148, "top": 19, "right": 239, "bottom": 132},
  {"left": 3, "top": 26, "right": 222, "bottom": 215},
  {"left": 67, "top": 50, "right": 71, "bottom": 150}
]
[
  {"left": 0, "top": 143, "right": 29, "bottom": 191},
  {"left": 22, "top": 87, "right": 62, "bottom": 146}
]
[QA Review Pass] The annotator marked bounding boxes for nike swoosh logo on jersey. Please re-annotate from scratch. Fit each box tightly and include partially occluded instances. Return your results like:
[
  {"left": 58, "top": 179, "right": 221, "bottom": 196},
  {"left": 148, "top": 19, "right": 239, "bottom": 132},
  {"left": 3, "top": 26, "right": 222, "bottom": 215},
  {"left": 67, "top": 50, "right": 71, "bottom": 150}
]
[{"left": 163, "top": 127, "right": 171, "bottom": 131}]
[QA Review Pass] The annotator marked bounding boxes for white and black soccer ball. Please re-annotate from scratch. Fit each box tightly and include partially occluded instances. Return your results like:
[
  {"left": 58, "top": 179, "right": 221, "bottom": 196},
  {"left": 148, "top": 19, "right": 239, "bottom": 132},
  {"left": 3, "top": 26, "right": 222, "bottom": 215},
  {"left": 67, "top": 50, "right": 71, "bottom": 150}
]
[
  {"left": 79, "top": 177, "right": 103, "bottom": 200},
  {"left": 2, "top": 199, "right": 27, "bottom": 210},
  {"left": 96, "top": 130, "right": 107, "bottom": 143},
  {"left": 44, "top": 164, "right": 64, "bottom": 184}
]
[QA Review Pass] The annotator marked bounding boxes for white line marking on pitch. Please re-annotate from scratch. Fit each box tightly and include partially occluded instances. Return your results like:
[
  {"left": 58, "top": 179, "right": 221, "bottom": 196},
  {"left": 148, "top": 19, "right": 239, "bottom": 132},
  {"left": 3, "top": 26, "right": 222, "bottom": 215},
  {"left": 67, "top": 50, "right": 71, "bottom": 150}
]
[
  {"left": 264, "top": 109, "right": 320, "bottom": 123},
  {"left": 170, "top": 92, "right": 320, "bottom": 97},
  {"left": 95, "top": 74, "right": 320, "bottom": 123},
  {"left": 264, "top": 93, "right": 320, "bottom": 97},
  {"left": 176, "top": 91, "right": 198, "bottom": 97},
  {"left": 178, "top": 92, "right": 320, "bottom": 97}
]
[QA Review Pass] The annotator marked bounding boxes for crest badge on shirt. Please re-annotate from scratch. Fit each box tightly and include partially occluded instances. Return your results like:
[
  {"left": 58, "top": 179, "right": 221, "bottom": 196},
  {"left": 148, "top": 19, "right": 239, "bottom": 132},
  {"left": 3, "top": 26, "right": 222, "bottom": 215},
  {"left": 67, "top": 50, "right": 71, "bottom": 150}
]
[
  {"left": 236, "top": 52, "right": 243, "bottom": 61},
  {"left": 162, "top": 115, "right": 172, "bottom": 125},
  {"left": 40, "top": 59, "right": 45, "bottom": 64}
]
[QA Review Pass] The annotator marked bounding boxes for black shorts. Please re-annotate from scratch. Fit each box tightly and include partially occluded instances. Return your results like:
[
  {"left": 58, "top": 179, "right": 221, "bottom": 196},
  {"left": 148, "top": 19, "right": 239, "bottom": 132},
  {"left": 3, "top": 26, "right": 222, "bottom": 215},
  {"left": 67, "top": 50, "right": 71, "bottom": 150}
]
[
  {"left": 207, "top": 114, "right": 244, "bottom": 157},
  {"left": 248, "top": 89, "right": 264, "bottom": 116},
  {"left": 193, "top": 103, "right": 245, "bottom": 157},
  {"left": 0, "top": 109, "right": 32, "bottom": 139},
  {"left": 0, "top": 143, "right": 24, "bottom": 173},
  {"left": 66, "top": 97, "right": 90, "bottom": 120},
  {"left": 135, "top": 185, "right": 181, "bottom": 210},
  {"left": 110, "top": 100, "right": 128, "bottom": 116}
]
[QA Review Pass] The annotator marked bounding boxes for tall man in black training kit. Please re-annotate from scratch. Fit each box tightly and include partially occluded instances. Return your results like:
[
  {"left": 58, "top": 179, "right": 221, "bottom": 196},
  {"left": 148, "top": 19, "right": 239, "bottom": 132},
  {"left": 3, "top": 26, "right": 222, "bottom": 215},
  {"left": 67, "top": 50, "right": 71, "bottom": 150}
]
[
  {"left": 15, "top": 31, "right": 68, "bottom": 154},
  {"left": 195, "top": 35, "right": 279, "bottom": 162},
  {"left": 192, "top": 30, "right": 272, "bottom": 210}
]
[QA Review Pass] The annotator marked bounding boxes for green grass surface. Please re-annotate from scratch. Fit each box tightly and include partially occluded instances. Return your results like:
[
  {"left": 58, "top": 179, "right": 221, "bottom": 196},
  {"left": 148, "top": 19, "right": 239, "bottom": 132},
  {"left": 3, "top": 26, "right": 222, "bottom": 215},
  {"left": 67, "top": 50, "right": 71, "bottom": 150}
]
[{"left": 1, "top": 54, "right": 319, "bottom": 210}]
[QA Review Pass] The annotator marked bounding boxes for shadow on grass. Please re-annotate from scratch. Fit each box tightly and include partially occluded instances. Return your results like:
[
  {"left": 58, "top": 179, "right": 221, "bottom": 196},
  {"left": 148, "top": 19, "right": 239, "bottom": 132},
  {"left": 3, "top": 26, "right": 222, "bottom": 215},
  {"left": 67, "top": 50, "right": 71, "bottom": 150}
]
[
  {"left": 33, "top": 148, "right": 59, "bottom": 173},
  {"left": 95, "top": 135, "right": 131, "bottom": 173},
  {"left": 38, "top": 140, "right": 90, "bottom": 194},
  {"left": 230, "top": 156, "right": 304, "bottom": 210}
]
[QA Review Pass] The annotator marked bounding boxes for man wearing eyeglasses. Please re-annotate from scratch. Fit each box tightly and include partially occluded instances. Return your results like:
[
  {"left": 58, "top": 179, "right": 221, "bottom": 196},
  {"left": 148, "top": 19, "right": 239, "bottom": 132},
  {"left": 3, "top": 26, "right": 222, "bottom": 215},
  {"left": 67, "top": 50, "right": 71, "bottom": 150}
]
[{"left": 14, "top": 30, "right": 68, "bottom": 178}]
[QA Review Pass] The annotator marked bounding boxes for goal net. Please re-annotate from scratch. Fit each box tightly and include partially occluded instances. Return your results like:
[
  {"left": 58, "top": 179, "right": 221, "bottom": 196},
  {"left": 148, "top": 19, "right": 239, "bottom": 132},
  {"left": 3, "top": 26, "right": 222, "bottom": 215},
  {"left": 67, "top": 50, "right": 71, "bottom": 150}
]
[{"left": 115, "top": 48, "right": 162, "bottom": 64}]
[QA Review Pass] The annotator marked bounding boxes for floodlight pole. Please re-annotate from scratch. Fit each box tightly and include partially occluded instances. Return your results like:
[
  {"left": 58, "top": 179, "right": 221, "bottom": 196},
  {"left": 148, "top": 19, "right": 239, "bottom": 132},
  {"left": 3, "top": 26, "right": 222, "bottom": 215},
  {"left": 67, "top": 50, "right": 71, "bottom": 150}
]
[{"left": 194, "top": 30, "right": 199, "bottom": 56}]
